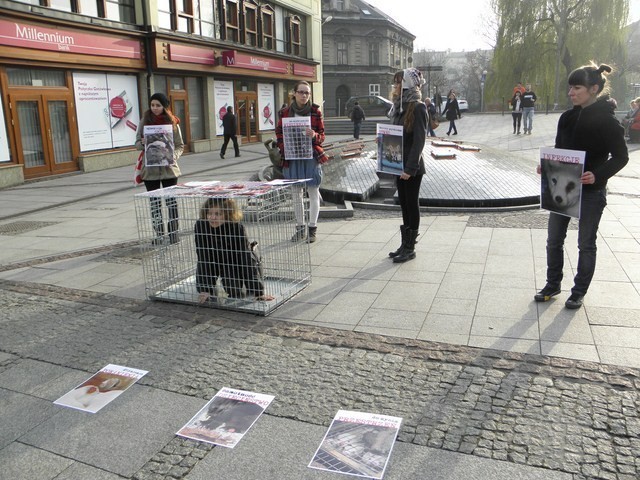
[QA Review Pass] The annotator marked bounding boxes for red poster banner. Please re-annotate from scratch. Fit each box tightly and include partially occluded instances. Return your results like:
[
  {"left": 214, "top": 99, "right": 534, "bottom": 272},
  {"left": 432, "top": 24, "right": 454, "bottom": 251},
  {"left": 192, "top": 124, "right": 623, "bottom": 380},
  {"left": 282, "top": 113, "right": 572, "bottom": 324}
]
[
  {"left": 0, "top": 19, "right": 141, "bottom": 59},
  {"left": 293, "top": 64, "right": 315, "bottom": 78},
  {"left": 169, "top": 44, "right": 215, "bottom": 65}
]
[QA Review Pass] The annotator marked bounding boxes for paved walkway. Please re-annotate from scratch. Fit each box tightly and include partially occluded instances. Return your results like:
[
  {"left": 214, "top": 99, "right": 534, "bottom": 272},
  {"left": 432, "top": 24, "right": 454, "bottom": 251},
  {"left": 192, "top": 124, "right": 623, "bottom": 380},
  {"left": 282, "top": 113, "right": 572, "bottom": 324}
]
[{"left": 1, "top": 113, "right": 639, "bottom": 479}]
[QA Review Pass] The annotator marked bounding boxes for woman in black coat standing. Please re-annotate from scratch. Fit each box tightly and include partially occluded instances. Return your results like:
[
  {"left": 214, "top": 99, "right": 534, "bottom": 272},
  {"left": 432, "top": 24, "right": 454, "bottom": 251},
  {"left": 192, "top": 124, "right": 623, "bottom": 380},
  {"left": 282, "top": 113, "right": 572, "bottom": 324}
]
[{"left": 442, "top": 90, "right": 461, "bottom": 135}]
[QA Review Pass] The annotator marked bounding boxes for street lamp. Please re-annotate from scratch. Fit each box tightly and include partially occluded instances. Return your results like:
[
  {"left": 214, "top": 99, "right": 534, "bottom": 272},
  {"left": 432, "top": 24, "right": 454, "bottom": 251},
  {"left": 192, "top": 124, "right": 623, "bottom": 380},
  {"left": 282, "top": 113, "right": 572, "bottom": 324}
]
[{"left": 480, "top": 70, "right": 487, "bottom": 113}]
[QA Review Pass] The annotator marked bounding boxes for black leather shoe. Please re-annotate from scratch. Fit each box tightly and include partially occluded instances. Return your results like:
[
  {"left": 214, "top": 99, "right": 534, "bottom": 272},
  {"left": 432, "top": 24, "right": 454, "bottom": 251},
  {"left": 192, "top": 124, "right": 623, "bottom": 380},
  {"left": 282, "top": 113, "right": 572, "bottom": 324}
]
[
  {"left": 565, "top": 294, "right": 584, "bottom": 309},
  {"left": 534, "top": 285, "right": 561, "bottom": 302}
]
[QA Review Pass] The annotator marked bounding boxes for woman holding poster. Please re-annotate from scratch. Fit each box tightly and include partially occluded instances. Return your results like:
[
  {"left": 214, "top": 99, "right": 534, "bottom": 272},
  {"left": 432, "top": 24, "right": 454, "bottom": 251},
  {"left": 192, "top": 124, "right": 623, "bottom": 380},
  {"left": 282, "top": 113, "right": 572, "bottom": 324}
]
[
  {"left": 135, "top": 93, "right": 184, "bottom": 245},
  {"left": 386, "top": 68, "right": 428, "bottom": 263},
  {"left": 535, "top": 64, "right": 628, "bottom": 309},
  {"left": 276, "top": 81, "right": 326, "bottom": 243}
]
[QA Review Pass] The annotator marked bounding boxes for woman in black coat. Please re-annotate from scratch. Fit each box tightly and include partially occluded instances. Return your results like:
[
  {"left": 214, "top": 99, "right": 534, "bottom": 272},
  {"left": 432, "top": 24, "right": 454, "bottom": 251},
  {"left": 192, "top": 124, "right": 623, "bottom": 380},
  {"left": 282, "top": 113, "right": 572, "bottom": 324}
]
[{"left": 442, "top": 90, "right": 461, "bottom": 135}]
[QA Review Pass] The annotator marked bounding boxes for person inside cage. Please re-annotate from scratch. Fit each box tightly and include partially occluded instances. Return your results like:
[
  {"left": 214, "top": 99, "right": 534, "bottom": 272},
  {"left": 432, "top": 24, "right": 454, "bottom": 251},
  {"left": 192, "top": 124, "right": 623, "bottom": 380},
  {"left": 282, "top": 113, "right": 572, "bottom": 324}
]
[{"left": 195, "top": 197, "right": 275, "bottom": 303}]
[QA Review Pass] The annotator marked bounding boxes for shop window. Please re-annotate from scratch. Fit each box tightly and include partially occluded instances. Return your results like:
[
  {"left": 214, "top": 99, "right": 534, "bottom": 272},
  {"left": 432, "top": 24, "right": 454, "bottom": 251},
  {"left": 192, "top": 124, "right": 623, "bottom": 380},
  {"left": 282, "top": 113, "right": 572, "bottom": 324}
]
[
  {"left": 337, "top": 40, "right": 347, "bottom": 65},
  {"left": 187, "top": 77, "right": 204, "bottom": 140},
  {"left": 286, "top": 15, "right": 301, "bottom": 56},
  {"left": 222, "top": 0, "right": 240, "bottom": 43},
  {"left": 243, "top": 0, "right": 258, "bottom": 47},
  {"left": 7, "top": 68, "right": 66, "bottom": 87},
  {"left": 153, "top": 75, "right": 169, "bottom": 97}
]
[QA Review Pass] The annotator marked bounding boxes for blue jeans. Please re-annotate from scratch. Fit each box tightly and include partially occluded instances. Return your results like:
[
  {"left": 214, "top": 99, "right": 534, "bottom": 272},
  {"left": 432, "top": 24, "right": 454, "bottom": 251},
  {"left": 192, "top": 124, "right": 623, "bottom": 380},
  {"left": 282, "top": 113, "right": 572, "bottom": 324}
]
[
  {"left": 545, "top": 188, "right": 607, "bottom": 296},
  {"left": 353, "top": 121, "right": 362, "bottom": 139},
  {"left": 523, "top": 107, "right": 534, "bottom": 132}
]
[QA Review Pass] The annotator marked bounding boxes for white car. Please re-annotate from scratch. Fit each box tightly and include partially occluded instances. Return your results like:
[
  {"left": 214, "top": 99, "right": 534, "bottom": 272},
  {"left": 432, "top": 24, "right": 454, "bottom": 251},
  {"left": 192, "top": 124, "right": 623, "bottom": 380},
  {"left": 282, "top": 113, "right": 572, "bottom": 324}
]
[{"left": 441, "top": 98, "right": 469, "bottom": 113}]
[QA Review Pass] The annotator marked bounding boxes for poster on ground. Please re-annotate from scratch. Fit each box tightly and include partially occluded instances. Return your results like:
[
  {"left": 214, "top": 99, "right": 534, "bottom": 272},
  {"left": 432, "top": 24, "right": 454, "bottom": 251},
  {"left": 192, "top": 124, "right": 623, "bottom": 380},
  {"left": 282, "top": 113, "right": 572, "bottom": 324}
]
[
  {"left": 176, "top": 387, "right": 274, "bottom": 448},
  {"left": 376, "top": 124, "right": 404, "bottom": 175},
  {"left": 144, "top": 125, "right": 175, "bottom": 167},
  {"left": 309, "top": 410, "right": 402, "bottom": 479},
  {"left": 282, "top": 116, "right": 312, "bottom": 160},
  {"left": 540, "top": 147, "right": 585, "bottom": 219},
  {"left": 214, "top": 80, "right": 234, "bottom": 136},
  {"left": 54, "top": 364, "right": 148, "bottom": 413}
]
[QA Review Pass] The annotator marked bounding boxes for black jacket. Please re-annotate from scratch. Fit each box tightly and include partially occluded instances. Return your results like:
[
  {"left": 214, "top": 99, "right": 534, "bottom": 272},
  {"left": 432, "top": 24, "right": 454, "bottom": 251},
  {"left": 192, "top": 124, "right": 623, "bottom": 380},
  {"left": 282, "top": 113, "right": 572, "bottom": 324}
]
[
  {"left": 391, "top": 102, "right": 427, "bottom": 176},
  {"left": 195, "top": 220, "right": 264, "bottom": 298},
  {"left": 521, "top": 90, "right": 537, "bottom": 108},
  {"left": 555, "top": 96, "right": 628, "bottom": 191},
  {"left": 351, "top": 105, "right": 365, "bottom": 122},
  {"left": 442, "top": 98, "right": 460, "bottom": 121},
  {"left": 222, "top": 112, "right": 237, "bottom": 136}
]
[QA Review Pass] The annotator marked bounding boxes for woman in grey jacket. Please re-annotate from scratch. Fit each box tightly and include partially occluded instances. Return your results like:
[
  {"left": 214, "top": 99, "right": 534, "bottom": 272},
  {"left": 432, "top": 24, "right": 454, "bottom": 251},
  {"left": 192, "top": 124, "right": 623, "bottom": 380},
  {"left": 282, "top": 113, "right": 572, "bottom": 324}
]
[{"left": 135, "top": 93, "right": 184, "bottom": 244}]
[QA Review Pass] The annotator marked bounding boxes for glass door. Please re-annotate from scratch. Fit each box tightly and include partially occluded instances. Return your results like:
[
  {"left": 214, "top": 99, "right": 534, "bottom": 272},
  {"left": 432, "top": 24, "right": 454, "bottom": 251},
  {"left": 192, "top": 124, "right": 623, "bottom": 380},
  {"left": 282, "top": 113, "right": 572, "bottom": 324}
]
[
  {"left": 170, "top": 93, "right": 190, "bottom": 153},
  {"left": 235, "top": 92, "right": 259, "bottom": 143},
  {"left": 10, "top": 93, "right": 78, "bottom": 178}
]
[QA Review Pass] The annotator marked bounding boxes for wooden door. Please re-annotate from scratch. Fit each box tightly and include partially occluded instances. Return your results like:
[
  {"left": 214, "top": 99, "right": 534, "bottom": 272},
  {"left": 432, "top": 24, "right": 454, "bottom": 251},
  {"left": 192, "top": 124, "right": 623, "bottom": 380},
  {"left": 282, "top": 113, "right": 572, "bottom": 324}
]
[{"left": 235, "top": 92, "right": 259, "bottom": 143}]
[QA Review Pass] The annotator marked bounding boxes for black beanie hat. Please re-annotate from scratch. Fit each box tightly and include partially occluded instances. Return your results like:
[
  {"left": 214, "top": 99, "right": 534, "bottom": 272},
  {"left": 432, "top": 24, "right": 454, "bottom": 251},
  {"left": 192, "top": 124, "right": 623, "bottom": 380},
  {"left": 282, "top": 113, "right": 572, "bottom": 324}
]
[{"left": 150, "top": 92, "right": 169, "bottom": 108}]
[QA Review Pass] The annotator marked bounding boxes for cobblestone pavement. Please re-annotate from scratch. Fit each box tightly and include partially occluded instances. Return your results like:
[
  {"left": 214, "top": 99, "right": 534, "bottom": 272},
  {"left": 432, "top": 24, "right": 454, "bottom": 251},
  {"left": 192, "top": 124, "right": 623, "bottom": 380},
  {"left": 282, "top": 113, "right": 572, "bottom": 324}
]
[{"left": 1, "top": 282, "right": 638, "bottom": 480}]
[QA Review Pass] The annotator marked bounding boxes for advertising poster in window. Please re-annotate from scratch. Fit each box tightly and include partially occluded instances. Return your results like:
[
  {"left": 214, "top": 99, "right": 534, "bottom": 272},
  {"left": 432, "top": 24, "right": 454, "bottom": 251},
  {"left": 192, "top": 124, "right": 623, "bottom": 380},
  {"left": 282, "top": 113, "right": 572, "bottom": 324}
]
[
  {"left": 214, "top": 80, "right": 234, "bottom": 136},
  {"left": 257, "top": 83, "right": 275, "bottom": 131},
  {"left": 0, "top": 98, "right": 10, "bottom": 163},
  {"left": 73, "top": 72, "right": 140, "bottom": 152}
]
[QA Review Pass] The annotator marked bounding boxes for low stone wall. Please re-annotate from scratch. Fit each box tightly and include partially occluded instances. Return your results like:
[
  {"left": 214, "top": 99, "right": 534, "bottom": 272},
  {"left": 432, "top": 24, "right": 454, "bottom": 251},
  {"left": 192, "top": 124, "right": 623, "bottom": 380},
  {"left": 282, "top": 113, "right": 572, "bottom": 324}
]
[
  {"left": 0, "top": 164, "right": 24, "bottom": 189},
  {"left": 79, "top": 150, "right": 139, "bottom": 173}
]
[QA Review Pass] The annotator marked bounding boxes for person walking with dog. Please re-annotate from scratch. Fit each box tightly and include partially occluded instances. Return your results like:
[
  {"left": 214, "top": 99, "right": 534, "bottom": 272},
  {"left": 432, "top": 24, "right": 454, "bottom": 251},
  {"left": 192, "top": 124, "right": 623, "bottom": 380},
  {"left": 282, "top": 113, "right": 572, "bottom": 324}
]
[
  {"left": 220, "top": 106, "right": 240, "bottom": 159},
  {"left": 350, "top": 101, "right": 365, "bottom": 139},
  {"left": 387, "top": 68, "right": 428, "bottom": 263},
  {"left": 521, "top": 83, "right": 537, "bottom": 134},
  {"left": 510, "top": 90, "right": 523, "bottom": 134},
  {"left": 534, "top": 63, "right": 628, "bottom": 309}
]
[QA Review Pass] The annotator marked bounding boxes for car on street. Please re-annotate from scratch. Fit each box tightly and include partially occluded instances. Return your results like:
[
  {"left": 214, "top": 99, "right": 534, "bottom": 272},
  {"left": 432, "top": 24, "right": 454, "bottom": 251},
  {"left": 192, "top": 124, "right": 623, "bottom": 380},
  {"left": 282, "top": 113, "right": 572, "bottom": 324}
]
[{"left": 345, "top": 95, "right": 393, "bottom": 118}]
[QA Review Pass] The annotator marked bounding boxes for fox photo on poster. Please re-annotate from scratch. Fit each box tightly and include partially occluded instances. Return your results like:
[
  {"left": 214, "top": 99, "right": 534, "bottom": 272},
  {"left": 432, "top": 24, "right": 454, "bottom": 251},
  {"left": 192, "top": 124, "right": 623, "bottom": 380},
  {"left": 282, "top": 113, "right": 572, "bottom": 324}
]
[
  {"left": 376, "top": 124, "right": 404, "bottom": 176},
  {"left": 540, "top": 147, "right": 585, "bottom": 219}
]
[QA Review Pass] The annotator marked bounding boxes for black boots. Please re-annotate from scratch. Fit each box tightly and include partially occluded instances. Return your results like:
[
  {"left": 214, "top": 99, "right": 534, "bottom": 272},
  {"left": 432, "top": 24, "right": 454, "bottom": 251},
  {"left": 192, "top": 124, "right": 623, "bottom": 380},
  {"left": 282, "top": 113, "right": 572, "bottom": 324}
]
[
  {"left": 389, "top": 225, "right": 408, "bottom": 258},
  {"left": 393, "top": 229, "right": 419, "bottom": 263},
  {"left": 308, "top": 226, "right": 317, "bottom": 243}
]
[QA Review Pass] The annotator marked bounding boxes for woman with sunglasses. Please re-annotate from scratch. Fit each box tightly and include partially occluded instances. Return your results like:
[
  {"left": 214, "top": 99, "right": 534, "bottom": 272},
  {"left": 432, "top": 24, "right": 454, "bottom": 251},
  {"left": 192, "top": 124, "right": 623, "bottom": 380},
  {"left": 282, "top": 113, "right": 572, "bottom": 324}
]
[{"left": 276, "top": 81, "right": 327, "bottom": 243}]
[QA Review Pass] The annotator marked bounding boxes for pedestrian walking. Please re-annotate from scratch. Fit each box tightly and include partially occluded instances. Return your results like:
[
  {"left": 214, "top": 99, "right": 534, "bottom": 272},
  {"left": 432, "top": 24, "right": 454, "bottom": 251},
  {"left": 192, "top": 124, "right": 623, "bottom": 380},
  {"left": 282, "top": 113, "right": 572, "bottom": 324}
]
[
  {"left": 349, "top": 101, "right": 365, "bottom": 139},
  {"left": 442, "top": 90, "right": 461, "bottom": 136},
  {"left": 135, "top": 92, "right": 184, "bottom": 245},
  {"left": 425, "top": 98, "right": 437, "bottom": 136},
  {"left": 276, "top": 80, "right": 327, "bottom": 243},
  {"left": 522, "top": 83, "right": 537, "bottom": 134},
  {"left": 535, "top": 63, "right": 628, "bottom": 309},
  {"left": 434, "top": 91, "right": 443, "bottom": 115},
  {"left": 387, "top": 68, "right": 427, "bottom": 263},
  {"left": 511, "top": 91, "right": 523, "bottom": 134},
  {"left": 220, "top": 106, "right": 240, "bottom": 159}
]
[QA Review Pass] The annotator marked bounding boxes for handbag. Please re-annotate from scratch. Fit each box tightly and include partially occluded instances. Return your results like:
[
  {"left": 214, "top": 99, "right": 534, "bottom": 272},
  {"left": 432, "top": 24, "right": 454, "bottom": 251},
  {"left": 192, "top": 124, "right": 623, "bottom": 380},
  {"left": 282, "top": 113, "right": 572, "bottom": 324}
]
[{"left": 430, "top": 118, "right": 439, "bottom": 130}]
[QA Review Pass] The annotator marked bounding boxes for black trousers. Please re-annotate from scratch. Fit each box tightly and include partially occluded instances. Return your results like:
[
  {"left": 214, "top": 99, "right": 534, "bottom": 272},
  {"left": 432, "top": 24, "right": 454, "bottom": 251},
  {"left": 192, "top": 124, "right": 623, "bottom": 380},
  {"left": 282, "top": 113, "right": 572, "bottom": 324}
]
[
  {"left": 397, "top": 174, "right": 423, "bottom": 230},
  {"left": 221, "top": 134, "right": 240, "bottom": 156}
]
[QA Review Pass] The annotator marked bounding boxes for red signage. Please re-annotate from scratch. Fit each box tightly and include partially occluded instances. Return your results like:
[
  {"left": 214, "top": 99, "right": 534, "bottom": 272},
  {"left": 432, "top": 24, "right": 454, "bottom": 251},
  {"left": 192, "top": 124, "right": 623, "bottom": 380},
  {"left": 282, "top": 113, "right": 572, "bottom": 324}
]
[
  {"left": 169, "top": 44, "right": 215, "bottom": 65},
  {"left": 0, "top": 19, "right": 141, "bottom": 59},
  {"left": 294, "top": 64, "right": 315, "bottom": 78},
  {"left": 222, "top": 50, "right": 288, "bottom": 74}
]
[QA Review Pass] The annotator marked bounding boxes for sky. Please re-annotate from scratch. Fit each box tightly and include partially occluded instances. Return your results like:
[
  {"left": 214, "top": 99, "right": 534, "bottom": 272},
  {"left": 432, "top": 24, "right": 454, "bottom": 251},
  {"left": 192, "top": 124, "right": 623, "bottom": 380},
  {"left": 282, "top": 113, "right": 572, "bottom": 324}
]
[{"left": 362, "top": 0, "right": 640, "bottom": 52}]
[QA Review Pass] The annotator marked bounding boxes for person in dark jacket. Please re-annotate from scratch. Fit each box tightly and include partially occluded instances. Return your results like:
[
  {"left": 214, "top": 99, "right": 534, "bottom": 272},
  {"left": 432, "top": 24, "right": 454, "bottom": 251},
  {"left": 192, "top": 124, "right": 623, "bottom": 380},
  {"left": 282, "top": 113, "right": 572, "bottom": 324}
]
[
  {"left": 510, "top": 91, "right": 523, "bottom": 134},
  {"left": 535, "top": 63, "right": 628, "bottom": 309},
  {"left": 220, "top": 106, "right": 240, "bottom": 159},
  {"left": 442, "top": 90, "right": 461, "bottom": 135},
  {"left": 387, "top": 68, "right": 428, "bottom": 263},
  {"left": 522, "top": 84, "right": 537, "bottom": 134},
  {"left": 425, "top": 97, "right": 437, "bottom": 136},
  {"left": 350, "top": 101, "right": 366, "bottom": 139},
  {"left": 195, "top": 197, "right": 274, "bottom": 302}
]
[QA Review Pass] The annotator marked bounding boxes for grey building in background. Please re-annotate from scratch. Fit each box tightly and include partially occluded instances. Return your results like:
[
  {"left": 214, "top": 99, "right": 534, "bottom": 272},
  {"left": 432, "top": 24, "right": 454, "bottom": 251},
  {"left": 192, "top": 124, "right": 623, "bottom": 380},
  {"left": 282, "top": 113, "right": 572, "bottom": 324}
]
[{"left": 321, "top": 0, "right": 414, "bottom": 117}]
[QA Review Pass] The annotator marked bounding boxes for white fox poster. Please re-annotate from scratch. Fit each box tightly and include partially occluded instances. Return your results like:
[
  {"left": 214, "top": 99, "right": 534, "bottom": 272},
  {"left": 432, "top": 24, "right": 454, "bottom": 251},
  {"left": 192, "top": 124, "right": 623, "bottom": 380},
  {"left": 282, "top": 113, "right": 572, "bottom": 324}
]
[
  {"left": 54, "top": 364, "right": 148, "bottom": 413},
  {"left": 540, "top": 147, "right": 585, "bottom": 218},
  {"left": 309, "top": 410, "right": 402, "bottom": 479},
  {"left": 376, "top": 124, "right": 404, "bottom": 175}
]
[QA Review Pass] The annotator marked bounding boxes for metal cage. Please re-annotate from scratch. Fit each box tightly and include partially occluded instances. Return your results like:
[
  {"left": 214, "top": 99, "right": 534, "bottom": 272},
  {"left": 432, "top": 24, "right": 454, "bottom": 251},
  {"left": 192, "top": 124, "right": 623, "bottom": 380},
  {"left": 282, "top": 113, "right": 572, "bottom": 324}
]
[{"left": 134, "top": 181, "right": 311, "bottom": 315}]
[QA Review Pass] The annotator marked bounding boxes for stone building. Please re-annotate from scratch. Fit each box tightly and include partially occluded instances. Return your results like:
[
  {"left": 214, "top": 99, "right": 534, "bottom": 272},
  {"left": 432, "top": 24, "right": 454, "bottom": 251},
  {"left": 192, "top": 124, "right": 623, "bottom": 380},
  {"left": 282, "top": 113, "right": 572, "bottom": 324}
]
[{"left": 321, "top": 0, "right": 414, "bottom": 117}]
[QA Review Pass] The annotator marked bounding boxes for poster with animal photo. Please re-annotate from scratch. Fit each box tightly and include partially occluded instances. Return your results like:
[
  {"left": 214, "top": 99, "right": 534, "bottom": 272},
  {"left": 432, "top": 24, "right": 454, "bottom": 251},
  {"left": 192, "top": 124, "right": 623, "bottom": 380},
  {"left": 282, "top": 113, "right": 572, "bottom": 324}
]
[
  {"left": 376, "top": 124, "right": 404, "bottom": 176},
  {"left": 144, "top": 125, "right": 175, "bottom": 167},
  {"left": 176, "top": 387, "right": 274, "bottom": 448},
  {"left": 540, "top": 147, "right": 585, "bottom": 218},
  {"left": 309, "top": 410, "right": 402, "bottom": 479},
  {"left": 54, "top": 364, "right": 148, "bottom": 413}
]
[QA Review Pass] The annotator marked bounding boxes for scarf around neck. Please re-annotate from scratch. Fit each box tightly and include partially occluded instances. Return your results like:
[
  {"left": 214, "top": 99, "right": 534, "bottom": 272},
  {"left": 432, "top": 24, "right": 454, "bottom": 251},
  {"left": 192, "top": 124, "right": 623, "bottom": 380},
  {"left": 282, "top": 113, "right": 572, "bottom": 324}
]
[
  {"left": 289, "top": 100, "right": 312, "bottom": 116},
  {"left": 389, "top": 88, "right": 422, "bottom": 123}
]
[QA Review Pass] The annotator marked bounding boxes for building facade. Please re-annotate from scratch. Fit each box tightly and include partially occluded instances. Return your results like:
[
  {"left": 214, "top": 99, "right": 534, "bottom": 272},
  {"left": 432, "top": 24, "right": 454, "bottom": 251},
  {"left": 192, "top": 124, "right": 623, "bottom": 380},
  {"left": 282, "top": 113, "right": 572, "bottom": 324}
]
[
  {"left": 0, "top": 0, "right": 323, "bottom": 186},
  {"left": 321, "top": 0, "right": 414, "bottom": 117}
]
